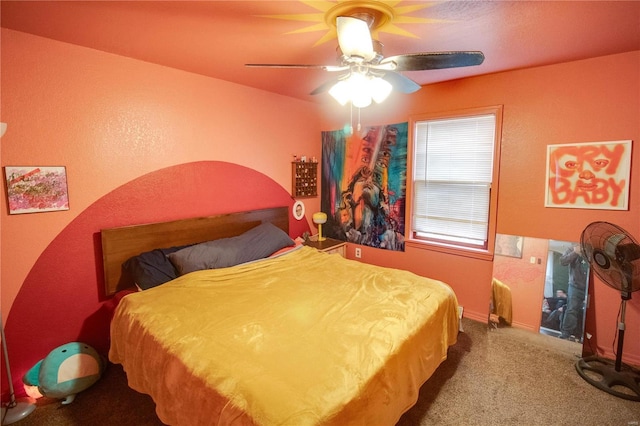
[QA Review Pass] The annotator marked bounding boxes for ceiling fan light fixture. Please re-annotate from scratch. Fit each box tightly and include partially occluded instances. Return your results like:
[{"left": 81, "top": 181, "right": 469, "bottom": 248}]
[
  {"left": 328, "top": 80, "right": 351, "bottom": 105},
  {"left": 351, "top": 91, "right": 372, "bottom": 109},
  {"left": 370, "top": 77, "right": 392, "bottom": 103},
  {"left": 329, "top": 71, "right": 391, "bottom": 107},
  {"left": 336, "top": 16, "right": 376, "bottom": 62}
]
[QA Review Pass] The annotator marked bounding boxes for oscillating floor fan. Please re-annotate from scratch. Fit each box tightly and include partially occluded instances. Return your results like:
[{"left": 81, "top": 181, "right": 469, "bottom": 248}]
[{"left": 577, "top": 221, "right": 640, "bottom": 401}]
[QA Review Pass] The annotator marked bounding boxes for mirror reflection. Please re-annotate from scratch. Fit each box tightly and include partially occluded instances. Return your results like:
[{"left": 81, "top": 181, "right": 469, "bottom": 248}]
[
  {"left": 541, "top": 240, "right": 590, "bottom": 343},
  {"left": 490, "top": 235, "right": 590, "bottom": 346}
]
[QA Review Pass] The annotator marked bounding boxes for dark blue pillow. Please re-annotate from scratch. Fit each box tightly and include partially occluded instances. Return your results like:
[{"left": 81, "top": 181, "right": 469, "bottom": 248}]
[{"left": 123, "top": 245, "right": 190, "bottom": 290}]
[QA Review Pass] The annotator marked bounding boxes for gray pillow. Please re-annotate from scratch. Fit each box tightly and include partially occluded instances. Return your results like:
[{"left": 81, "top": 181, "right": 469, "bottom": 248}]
[{"left": 167, "top": 222, "right": 294, "bottom": 275}]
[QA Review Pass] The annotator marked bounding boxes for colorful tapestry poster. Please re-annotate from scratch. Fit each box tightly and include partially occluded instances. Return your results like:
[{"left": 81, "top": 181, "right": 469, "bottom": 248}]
[
  {"left": 545, "top": 140, "right": 632, "bottom": 210},
  {"left": 321, "top": 122, "right": 407, "bottom": 251}
]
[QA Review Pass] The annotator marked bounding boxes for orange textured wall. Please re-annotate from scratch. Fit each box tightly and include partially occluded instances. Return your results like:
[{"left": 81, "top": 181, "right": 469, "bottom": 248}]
[
  {"left": 0, "top": 28, "right": 322, "bottom": 321},
  {"left": 319, "top": 51, "right": 640, "bottom": 365},
  {"left": 1, "top": 26, "right": 639, "bottom": 372}
]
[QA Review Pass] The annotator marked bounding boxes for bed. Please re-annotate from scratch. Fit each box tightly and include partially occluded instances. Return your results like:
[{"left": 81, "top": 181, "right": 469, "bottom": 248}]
[{"left": 104, "top": 207, "right": 460, "bottom": 426}]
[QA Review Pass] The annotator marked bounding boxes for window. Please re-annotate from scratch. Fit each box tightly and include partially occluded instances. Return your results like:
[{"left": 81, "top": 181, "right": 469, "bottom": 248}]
[{"left": 410, "top": 106, "right": 502, "bottom": 255}]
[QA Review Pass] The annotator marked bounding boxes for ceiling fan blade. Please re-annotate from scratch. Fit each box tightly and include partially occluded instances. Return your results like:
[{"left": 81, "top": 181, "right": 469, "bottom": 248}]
[
  {"left": 380, "top": 71, "right": 421, "bottom": 94},
  {"left": 336, "top": 16, "right": 376, "bottom": 61},
  {"left": 309, "top": 77, "right": 341, "bottom": 96},
  {"left": 381, "top": 51, "right": 485, "bottom": 72},
  {"left": 245, "top": 63, "right": 348, "bottom": 72}
]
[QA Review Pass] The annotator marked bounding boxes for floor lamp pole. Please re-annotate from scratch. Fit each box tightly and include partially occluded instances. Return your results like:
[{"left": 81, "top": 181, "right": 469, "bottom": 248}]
[{"left": 1, "top": 316, "right": 35, "bottom": 425}]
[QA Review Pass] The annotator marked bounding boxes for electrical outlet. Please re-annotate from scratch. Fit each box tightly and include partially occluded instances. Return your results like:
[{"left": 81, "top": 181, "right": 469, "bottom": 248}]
[{"left": 355, "top": 247, "right": 362, "bottom": 258}]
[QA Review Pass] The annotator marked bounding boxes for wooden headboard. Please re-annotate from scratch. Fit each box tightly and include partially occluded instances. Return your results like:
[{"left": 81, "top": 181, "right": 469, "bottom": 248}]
[{"left": 101, "top": 206, "right": 289, "bottom": 296}]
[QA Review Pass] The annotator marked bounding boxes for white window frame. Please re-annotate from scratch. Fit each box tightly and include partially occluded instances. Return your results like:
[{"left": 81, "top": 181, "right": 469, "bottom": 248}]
[{"left": 407, "top": 106, "right": 503, "bottom": 259}]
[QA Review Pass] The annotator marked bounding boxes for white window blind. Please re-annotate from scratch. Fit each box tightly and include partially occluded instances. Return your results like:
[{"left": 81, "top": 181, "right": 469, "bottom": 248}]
[{"left": 412, "top": 114, "right": 496, "bottom": 248}]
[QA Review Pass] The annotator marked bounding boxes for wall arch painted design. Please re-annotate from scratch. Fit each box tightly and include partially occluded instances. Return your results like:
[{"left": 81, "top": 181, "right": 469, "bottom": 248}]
[{"left": 3, "top": 161, "right": 308, "bottom": 396}]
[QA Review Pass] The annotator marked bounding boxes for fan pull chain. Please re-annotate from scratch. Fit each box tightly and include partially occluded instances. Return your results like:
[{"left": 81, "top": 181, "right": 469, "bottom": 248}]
[
  {"left": 349, "top": 103, "right": 353, "bottom": 135},
  {"left": 346, "top": 103, "right": 363, "bottom": 135}
]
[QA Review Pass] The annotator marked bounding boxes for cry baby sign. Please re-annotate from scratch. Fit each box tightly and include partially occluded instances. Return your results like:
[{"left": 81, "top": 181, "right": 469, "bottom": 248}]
[{"left": 545, "top": 140, "right": 632, "bottom": 210}]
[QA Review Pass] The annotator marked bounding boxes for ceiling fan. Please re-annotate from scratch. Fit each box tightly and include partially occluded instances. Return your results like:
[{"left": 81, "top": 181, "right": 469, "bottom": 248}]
[{"left": 246, "top": 7, "right": 484, "bottom": 107}]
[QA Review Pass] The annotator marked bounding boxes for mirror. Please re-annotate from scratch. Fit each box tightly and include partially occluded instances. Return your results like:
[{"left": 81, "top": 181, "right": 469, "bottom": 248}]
[
  {"left": 541, "top": 240, "right": 590, "bottom": 342},
  {"left": 490, "top": 234, "right": 590, "bottom": 345}
]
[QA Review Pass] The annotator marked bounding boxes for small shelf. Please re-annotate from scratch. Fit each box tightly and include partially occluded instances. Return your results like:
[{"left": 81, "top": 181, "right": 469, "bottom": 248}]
[{"left": 292, "top": 161, "right": 317, "bottom": 198}]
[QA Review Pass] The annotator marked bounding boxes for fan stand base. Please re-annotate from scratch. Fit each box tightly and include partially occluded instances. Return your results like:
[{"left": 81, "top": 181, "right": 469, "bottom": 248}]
[
  {"left": 575, "top": 355, "right": 640, "bottom": 402},
  {"left": 2, "top": 399, "right": 36, "bottom": 425}
]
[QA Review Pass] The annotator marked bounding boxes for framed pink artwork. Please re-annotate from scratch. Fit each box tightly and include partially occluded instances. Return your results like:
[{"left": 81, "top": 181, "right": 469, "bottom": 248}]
[
  {"left": 4, "top": 166, "right": 70, "bottom": 214},
  {"left": 545, "top": 140, "right": 632, "bottom": 210}
]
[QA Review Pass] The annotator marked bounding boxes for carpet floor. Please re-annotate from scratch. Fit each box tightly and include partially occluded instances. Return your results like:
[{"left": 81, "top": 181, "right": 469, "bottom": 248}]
[{"left": 6, "top": 318, "right": 639, "bottom": 425}]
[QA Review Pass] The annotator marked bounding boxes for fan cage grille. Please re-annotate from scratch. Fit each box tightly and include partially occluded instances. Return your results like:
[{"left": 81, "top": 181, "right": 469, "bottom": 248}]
[{"left": 580, "top": 221, "right": 640, "bottom": 294}]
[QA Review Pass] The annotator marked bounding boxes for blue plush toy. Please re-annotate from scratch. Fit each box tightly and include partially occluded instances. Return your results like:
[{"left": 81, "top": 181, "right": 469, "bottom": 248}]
[{"left": 23, "top": 342, "right": 105, "bottom": 404}]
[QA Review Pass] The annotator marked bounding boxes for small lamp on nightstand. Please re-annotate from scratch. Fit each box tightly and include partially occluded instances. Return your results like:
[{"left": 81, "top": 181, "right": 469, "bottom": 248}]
[{"left": 312, "top": 212, "right": 327, "bottom": 241}]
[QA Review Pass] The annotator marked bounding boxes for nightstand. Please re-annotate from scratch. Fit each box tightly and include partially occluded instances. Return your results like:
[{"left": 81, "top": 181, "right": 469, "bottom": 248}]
[{"left": 304, "top": 237, "right": 346, "bottom": 258}]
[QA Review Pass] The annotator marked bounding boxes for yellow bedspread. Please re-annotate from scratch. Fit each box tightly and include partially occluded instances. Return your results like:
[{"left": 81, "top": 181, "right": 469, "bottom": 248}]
[
  {"left": 491, "top": 278, "right": 513, "bottom": 325},
  {"left": 109, "top": 247, "right": 459, "bottom": 426}
]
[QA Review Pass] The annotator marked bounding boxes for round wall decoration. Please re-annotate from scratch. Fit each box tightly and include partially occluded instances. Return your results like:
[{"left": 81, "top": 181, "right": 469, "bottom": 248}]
[{"left": 292, "top": 200, "right": 305, "bottom": 220}]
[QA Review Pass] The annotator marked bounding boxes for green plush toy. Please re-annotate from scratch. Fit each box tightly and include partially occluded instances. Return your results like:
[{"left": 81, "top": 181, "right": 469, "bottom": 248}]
[{"left": 23, "top": 342, "right": 105, "bottom": 404}]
